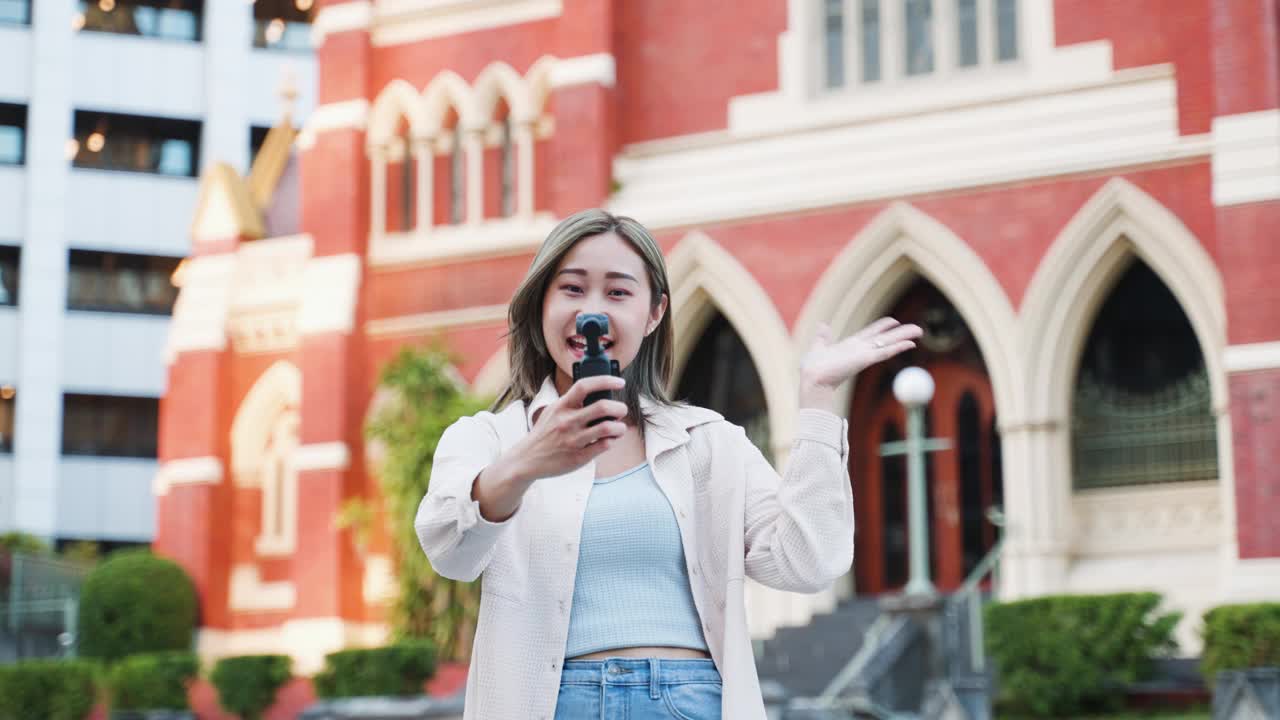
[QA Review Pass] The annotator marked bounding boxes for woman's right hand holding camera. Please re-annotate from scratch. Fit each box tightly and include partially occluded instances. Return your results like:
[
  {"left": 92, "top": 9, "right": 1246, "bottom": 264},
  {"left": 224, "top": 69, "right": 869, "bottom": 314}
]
[{"left": 471, "top": 375, "right": 627, "bottom": 522}]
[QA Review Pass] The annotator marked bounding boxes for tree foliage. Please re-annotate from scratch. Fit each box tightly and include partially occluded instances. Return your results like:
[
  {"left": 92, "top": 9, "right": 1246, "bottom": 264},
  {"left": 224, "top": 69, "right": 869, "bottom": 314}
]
[{"left": 365, "top": 346, "right": 492, "bottom": 661}]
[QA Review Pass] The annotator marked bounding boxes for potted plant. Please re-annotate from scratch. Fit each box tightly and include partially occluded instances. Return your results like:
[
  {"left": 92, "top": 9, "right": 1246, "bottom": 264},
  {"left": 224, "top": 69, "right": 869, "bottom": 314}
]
[
  {"left": 1203, "top": 603, "right": 1280, "bottom": 719},
  {"left": 210, "top": 654, "right": 293, "bottom": 720},
  {"left": 108, "top": 651, "right": 199, "bottom": 720}
]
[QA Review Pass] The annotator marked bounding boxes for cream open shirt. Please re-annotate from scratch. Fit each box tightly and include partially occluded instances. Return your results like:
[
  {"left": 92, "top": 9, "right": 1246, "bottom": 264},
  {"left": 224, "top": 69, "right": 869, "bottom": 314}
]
[{"left": 416, "top": 377, "right": 854, "bottom": 719}]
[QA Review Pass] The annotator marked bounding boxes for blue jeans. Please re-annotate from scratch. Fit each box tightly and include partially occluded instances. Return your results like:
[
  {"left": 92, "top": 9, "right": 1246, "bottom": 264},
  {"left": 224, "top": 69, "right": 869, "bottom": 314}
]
[{"left": 554, "top": 657, "right": 723, "bottom": 719}]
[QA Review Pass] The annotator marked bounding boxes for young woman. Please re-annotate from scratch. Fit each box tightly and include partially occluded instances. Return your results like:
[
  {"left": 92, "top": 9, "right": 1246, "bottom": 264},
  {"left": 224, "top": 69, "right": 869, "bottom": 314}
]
[{"left": 416, "top": 209, "right": 921, "bottom": 720}]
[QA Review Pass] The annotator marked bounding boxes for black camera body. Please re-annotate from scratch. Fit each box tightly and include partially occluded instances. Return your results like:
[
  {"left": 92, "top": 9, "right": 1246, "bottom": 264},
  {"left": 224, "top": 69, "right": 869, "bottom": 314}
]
[{"left": 571, "top": 313, "right": 621, "bottom": 421}]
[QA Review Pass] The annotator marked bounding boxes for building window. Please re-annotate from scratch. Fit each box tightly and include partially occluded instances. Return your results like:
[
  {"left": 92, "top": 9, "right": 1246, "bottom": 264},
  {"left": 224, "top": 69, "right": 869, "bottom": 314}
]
[
  {"left": 0, "top": 386, "right": 13, "bottom": 454},
  {"left": 449, "top": 127, "right": 464, "bottom": 225},
  {"left": 250, "top": 124, "right": 271, "bottom": 166},
  {"left": 72, "top": 110, "right": 201, "bottom": 177},
  {"left": 824, "top": 0, "right": 1018, "bottom": 90},
  {"left": 499, "top": 119, "right": 515, "bottom": 218},
  {"left": 860, "top": 0, "right": 881, "bottom": 82},
  {"left": 904, "top": 0, "right": 934, "bottom": 76},
  {"left": 75, "top": 0, "right": 203, "bottom": 43},
  {"left": 1072, "top": 261, "right": 1218, "bottom": 489},
  {"left": 675, "top": 312, "right": 773, "bottom": 463},
  {"left": 823, "top": 0, "right": 845, "bottom": 89},
  {"left": 252, "top": 0, "right": 313, "bottom": 52},
  {"left": 0, "top": 245, "right": 17, "bottom": 306},
  {"left": 0, "top": 0, "right": 29, "bottom": 26},
  {"left": 0, "top": 103, "right": 25, "bottom": 166},
  {"left": 61, "top": 393, "right": 159, "bottom": 458},
  {"left": 67, "top": 249, "right": 181, "bottom": 315}
]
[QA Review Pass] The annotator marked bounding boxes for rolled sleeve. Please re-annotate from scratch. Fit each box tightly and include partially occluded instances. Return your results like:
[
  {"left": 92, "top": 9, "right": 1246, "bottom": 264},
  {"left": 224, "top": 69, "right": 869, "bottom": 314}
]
[{"left": 414, "top": 414, "right": 520, "bottom": 582}]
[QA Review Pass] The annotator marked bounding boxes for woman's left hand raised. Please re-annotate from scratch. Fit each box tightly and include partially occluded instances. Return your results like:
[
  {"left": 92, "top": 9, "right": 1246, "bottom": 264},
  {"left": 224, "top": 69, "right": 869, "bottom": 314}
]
[{"left": 798, "top": 317, "right": 923, "bottom": 412}]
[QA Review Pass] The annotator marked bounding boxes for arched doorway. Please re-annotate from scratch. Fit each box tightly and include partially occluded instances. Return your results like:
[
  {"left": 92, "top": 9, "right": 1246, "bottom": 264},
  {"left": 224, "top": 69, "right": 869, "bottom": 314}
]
[
  {"left": 675, "top": 311, "right": 772, "bottom": 462},
  {"left": 850, "top": 278, "right": 1002, "bottom": 594}
]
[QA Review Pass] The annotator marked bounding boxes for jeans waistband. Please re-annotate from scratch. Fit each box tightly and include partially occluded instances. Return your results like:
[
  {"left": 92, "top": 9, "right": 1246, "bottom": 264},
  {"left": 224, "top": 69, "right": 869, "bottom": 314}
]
[{"left": 560, "top": 657, "right": 721, "bottom": 685}]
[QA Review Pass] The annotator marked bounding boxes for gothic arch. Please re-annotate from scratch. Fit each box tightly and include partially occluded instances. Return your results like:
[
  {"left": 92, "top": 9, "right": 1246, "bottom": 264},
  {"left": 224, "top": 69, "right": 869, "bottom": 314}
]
[
  {"left": 793, "top": 202, "right": 1022, "bottom": 424},
  {"left": 524, "top": 55, "right": 558, "bottom": 119},
  {"left": 1020, "top": 178, "right": 1228, "bottom": 422},
  {"left": 473, "top": 61, "right": 532, "bottom": 124},
  {"left": 230, "top": 361, "right": 302, "bottom": 482},
  {"left": 421, "top": 70, "right": 481, "bottom": 134},
  {"left": 366, "top": 79, "right": 427, "bottom": 148},
  {"left": 667, "top": 232, "right": 796, "bottom": 461}
]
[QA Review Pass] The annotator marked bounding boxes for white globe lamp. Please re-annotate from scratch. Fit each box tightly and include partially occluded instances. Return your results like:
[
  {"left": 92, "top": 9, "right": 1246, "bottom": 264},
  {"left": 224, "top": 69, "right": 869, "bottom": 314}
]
[{"left": 892, "top": 366, "right": 935, "bottom": 408}]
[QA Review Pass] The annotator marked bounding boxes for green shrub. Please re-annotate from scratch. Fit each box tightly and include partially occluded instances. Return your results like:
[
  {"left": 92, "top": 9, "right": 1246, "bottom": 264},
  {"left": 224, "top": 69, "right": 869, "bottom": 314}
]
[
  {"left": 210, "top": 655, "right": 292, "bottom": 720},
  {"left": 985, "top": 592, "right": 1181, "bottom": 717},
  {"left": 1201, "top": 602, "right": 1280, "bottom": 681},
  {"left": 77, "top": 549, "right": 197, "bottom": 663},
  {"left": 312, "top": 641, "right": 437, "bottom": 699},
  {"left": 0, "top": 659, "right": 98, "bottom": 720},
  {"left": 109, "top": 651, "right": 198, "bottom": 711}
]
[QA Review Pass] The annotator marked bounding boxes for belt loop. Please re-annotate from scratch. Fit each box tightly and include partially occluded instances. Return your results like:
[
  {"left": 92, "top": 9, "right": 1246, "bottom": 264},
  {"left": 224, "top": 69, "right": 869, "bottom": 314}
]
[{"left": 649, "top": 658, "right": 660, "bottom": 699}]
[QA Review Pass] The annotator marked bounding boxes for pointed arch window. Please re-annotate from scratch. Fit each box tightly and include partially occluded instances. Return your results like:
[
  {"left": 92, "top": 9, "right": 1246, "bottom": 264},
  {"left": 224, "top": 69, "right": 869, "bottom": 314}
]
[
  {"left": 449, "top": 125, "right": 464, "bottom": 225},
  {"left": 255, "top": 410, "right": 299, "bottom": 555},
  {"left": 1071, "top": 260, "right": 1218, "bottom": 489}
]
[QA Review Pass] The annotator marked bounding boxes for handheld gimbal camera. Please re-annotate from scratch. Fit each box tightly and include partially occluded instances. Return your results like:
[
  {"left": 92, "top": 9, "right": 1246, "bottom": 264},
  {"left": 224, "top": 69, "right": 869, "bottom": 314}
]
[{"left": 571, "top": 313, "right": 621, "bottom": 422}]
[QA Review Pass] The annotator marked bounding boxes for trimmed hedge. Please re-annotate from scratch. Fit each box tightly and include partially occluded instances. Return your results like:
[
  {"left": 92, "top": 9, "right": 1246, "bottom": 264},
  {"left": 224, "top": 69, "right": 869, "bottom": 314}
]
[
  {"left": 0, "top": 659, "right": 97, "bottom": 720},
  {"left": 210, "top": 655, "right": 292, "bottom": 720},
  {"left": 109, "top": 651, "right": 198, "bottom": 711},
  {"left": 78, "top": 549, "right": 197, "bottom": 663},
  {"left": 313, "top": 641, "right": 437, "bottom": 699},
  {"left": 985, "top": 592, "right": 1180, "bottom": 717},
  {"left": 1201, "top": 602, "right": 1280, "bottom": 680}
]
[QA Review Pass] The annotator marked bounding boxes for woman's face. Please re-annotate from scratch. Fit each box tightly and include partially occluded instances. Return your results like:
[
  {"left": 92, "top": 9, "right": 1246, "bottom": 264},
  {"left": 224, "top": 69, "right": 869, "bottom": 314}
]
[{"left": 541, "top": 231, "right": 667, "bottom": 394}]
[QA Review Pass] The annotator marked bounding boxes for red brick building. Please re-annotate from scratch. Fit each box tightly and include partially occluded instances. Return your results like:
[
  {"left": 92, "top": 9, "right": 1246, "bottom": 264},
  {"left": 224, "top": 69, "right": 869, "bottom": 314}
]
[{"left": 157, "top": 0, "right": 1280, "bottom": 672}]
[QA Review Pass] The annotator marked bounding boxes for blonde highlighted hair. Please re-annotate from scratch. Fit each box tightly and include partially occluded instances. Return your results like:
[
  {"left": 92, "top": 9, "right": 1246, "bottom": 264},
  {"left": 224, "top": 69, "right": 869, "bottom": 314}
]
[{"left": 493, "top": 209, "right": 677, "bottom": 425}]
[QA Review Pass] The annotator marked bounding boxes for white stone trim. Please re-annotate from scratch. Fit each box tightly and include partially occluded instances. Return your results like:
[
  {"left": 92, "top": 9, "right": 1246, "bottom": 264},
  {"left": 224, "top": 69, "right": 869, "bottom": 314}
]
[
  {"left": 366, "top": 303, "right": 508, "bottom": 338},
  {"left": 165, "top": 254, "right": 237, "bottom": 363},
  {"left": 367, "top": 213, "right": 556, "bottom": 267},
  {"left": 1211, "top": 109, "right": 1280, "bottom": 207},
  {"left": 1072, "top": 481, "right": 1222, "bottom": 556},
  {"left": 198, "top": 618, "right": 388, "bottom": 675},
  {"left": 362, "top": 554, "right": 395, "bottom": 605},
  {"left": 293, "top": 442, "right": 352, "bottom": 473},
  {"left": 1020, "top": 178, "right": 1228, "bottom": 420},
  {"left": 231, "top": 362, "right": 303, "bottom": 480},
  {"left": 152, "top": 456, "right": 224, "bottom": 497},
  {"left": 793, "top": 202, "right": 1022, "bottom": 422},
  {"left": 666, "top": 232, "right": 798, "bottom": 465},
  {"left": 229, "top": 564, "right": 296, "bottom": 612},
  {"left": 299, "top": 254, "right": 363, "bottom": 336},
  {"left": 297, "top": 99, "right": 371, "bottom": 150},
  {"left": 611, "top": 68, "right": 1207, "bottom": 231},
  {"left": 311, "top": 1, "right": 374, "bottom": 47},
  {"left": 1224, "top": 341, "right": 1280, "bottom": 373},
  {"left": 372, "top": 0, "right": 563, "bottom": 47},
  {"left": 548, "top": 53, "right": 616, "bottom": 89},
  {"left": 1224, "top": 557, "right": 1280, "bottom": 602}
]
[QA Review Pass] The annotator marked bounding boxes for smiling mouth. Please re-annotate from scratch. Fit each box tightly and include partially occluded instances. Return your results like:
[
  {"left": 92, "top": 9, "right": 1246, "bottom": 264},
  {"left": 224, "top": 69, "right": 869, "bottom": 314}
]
[{"left": 568, "top": 335, "right": 614, "bottom": 353}]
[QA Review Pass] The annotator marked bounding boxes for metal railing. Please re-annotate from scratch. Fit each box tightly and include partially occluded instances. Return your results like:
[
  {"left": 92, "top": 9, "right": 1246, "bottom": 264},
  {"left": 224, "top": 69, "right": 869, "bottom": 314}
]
[{"left": 1, "top": 552, "right": 90, "bottom": 661}]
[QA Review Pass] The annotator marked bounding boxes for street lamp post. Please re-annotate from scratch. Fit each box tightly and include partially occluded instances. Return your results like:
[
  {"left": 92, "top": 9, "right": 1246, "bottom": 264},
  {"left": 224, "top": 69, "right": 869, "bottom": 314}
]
[{"left": 879, "top": 366, "right": 951, "bottom": 599}]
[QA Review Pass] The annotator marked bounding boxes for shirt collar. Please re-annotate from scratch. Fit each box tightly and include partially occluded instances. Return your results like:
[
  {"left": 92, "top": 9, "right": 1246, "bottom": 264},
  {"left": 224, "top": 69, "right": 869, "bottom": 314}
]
[{"left": 525, "top": 376, "right": 562, "bottom": 429}]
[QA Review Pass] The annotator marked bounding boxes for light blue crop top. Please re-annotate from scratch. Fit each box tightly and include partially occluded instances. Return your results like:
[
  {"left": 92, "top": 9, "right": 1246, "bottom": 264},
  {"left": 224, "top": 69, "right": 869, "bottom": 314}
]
[{"left": 563, "top": 463, "right": 709, "bottom": 658}]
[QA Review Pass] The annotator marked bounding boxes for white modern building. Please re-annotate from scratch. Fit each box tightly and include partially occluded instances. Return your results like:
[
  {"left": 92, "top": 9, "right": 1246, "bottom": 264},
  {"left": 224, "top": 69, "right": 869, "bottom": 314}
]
[{"left": 0, "top": 0, "right": 315, "bottom": 549}]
